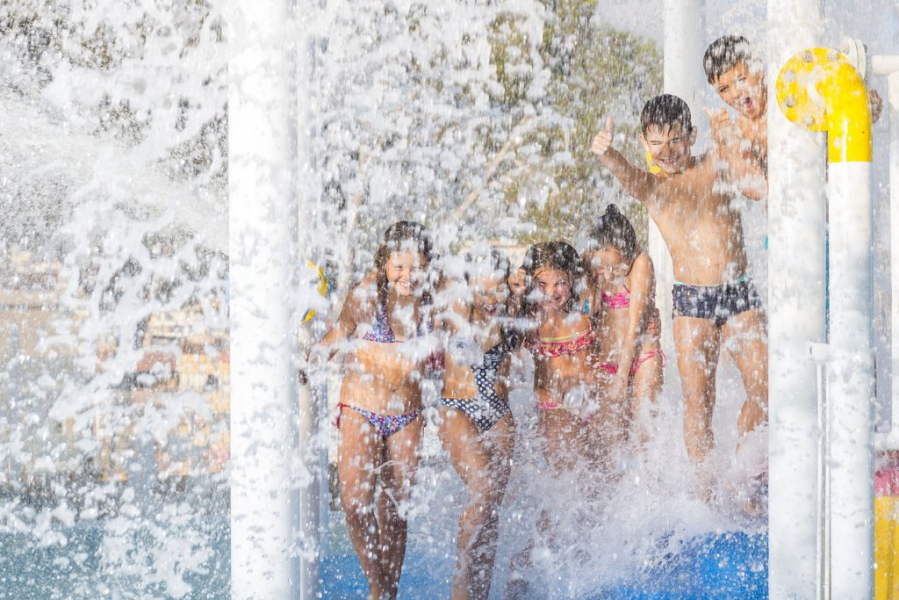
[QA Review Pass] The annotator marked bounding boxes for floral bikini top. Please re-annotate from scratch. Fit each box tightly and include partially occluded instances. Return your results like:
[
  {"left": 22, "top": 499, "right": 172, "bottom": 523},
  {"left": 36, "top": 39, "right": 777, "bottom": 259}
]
[
  {"left": 525, "top": 327, "right": 597, "bottom": 359},
  {"left": 362, "top": 300, "right": 432, "bottom": 343}
]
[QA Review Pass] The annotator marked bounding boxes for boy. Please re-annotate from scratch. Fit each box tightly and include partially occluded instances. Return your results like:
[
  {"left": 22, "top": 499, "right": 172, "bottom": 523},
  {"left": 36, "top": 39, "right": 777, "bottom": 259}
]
[
  {"left": 590, "top": 95, "right": 768, "bottom": 505},
  {"left": 702, "top": 34, "right": 882, "bottom": 200}
]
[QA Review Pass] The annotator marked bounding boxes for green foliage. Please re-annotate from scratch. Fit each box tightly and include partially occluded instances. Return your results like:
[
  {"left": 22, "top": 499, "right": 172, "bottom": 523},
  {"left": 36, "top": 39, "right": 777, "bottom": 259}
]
[{"left": 495, "top": 1, "right": 662, "bottom": 245}]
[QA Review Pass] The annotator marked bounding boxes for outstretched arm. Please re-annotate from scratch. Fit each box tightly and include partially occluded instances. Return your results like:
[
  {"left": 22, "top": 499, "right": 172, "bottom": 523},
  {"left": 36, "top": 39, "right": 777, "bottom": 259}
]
[
  {"left": 299, "top": 278, "right": 369, "bottom": 384},
  {"left": 591, "top": 117, "right": 659, "bottom": 204}
]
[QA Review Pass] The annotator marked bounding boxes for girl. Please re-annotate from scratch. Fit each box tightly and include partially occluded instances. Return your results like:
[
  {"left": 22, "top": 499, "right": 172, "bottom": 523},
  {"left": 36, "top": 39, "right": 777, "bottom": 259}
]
[
  {"left": 583, "top": 204, "right": 663, "bottom": 461},
  {"left": 304, "top": 221, "right": 435, "bottom": 600},
  {"left": 505, "top": 241, "right": 602, "bottom": 599},
  {"left": 438, "top": 246, "right": 517, "bottom": 600},
  {"left": 523, "top": 241, "right": 601, "bottom": 472}
]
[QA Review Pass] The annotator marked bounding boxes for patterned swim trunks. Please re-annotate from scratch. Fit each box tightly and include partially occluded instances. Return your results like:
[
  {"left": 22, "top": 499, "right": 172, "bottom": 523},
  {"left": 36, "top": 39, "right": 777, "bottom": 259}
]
[{"left": 671, "top": 278, "right": 762, "bottom": 327}]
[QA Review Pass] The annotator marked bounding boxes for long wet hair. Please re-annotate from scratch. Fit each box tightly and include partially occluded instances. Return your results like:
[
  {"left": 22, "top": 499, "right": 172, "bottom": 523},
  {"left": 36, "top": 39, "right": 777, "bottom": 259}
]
[
  {"left": 587, "top": 204, "right": 640, "bottom": 268},
  {"left": 373, "top": 221, "right": 434, "bottom": 306},
  {"left": 523, "top": 241, "right": 584, "bottom": 315}
]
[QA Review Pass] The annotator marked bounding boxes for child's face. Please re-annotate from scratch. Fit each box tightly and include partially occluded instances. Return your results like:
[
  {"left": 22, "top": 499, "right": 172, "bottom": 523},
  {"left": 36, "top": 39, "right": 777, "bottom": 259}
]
[
  {"left": 589, "top": 248, "right": 629, "bottom": 286},
  {"left": 469, "top": 275, "right": 509, "bottom": 317},
  {"left": 639, "top": 123, "right": 696, "bottom": 174},
  {"left": 507, "top": 267, "right": 527, "bottom": 297},
  {"left": 386, "top": 250, "right": 426, "bottom": 297},
  {"left": 712, "top": 59, "right": 766, "bottom": 120},
  {"left": 533, "top": 268, "right": 571, "bottom": 313}
]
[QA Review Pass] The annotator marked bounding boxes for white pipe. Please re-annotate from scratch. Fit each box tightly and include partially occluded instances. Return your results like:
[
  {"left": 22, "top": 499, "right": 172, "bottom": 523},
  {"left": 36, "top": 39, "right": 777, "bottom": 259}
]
[
  {"left": 766, "top": 2, "right": 826, "bottom": 598},
  {"left": 228, "top": 0, "right": 302, "bottom": 596},
  {"left": 827, "top": 162, "right": 875, "bottom": 599},
  {"left": 659, "top": 0, "right": 704, "bottom": 354}
]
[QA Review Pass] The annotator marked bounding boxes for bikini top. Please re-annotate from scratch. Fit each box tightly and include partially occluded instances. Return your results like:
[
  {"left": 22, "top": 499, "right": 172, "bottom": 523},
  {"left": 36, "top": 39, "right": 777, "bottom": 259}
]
[
  {"left": 525, "top": 327, "right": 597, "bottom": 359},
  {"left": 362, "top": 299, "right": 431, "bottom": 343},
  {"left": 602, "top": 286, "right": 630, "bottom": 310}
]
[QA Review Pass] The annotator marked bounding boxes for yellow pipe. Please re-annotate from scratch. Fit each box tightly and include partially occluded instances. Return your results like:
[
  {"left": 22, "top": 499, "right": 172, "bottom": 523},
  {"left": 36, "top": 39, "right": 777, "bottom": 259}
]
[{"left": 775, "top": 47, "right": 872, "bottom": 163}]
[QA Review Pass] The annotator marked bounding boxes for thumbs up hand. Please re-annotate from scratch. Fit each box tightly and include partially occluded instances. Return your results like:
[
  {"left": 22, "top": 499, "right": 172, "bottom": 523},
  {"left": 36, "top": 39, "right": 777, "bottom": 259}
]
[{"left": 591, "top": 116, "right": 615, "bottom": 157}]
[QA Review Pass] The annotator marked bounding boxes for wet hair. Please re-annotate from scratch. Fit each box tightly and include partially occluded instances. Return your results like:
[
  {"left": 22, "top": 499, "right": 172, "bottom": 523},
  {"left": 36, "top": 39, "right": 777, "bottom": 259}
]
[
  {"left": 703, "top": 35, "right": 755, "bottom": 84},
  {"left": 464, "top": 245, "right": 511, "bottom": 284},
  {"left": 523, "top": 241, "right": 584, "bottom": 314},
  {"left": 587, "top": 204, "right": 639, "bottom": 267},
  {"left": 373, "top": 221, "right": 433, "bottom": 305},
  {"left": 640, "top": 94, "right": 692, "bottom": 135}
]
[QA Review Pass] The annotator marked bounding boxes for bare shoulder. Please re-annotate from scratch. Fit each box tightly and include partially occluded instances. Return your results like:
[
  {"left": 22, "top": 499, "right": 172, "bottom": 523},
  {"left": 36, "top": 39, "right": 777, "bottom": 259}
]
[{"left": 631, "top": 253, "right": 654, "bottom": 276}]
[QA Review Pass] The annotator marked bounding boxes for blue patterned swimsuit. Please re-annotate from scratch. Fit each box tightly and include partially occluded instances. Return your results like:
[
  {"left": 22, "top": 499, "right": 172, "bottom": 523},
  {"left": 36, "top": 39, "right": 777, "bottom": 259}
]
[
  {"left": 336, "top": 298, "right": 430, "bottom": 438},
  {"left": 442, "top": 314, "right": 515, "bottom": 432}
]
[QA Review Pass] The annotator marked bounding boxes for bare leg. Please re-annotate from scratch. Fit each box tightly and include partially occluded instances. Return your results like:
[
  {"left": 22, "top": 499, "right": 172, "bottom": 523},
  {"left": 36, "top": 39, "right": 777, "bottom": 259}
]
[
  {"left": 438, "top": 407, "right": 514, "bottom": 600},
  {"left": 722, "top": 309, "right": 768, "bottom": 438},
  {"left": 723, "top": 309, "right": 769, "bottom": 515},
  {"left": 630, "top": 348, "right": 664, "bottom": 456},
  {"left": 673, "top": 317, "right": 721, "bottom": 500},
  {"left": 337, "top": 411, "right": 385, "bottom": 600},
  {"left": 378, "top": 417, "right": 423, "bottom": 599}
]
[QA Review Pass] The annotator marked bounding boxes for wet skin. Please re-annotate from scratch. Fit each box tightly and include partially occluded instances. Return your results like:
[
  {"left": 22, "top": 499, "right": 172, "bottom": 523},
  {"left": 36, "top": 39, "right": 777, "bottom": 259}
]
[
  {"left": 592, "top": 118, "right": 769, "bottom": 507},
  {"left": 439, "top": 273, "right": 514, "bottom": 600},
  {"left": 585, "top": 248, "right": 663, "bottom": 457},
  {"left": 312, "top": 249, "right": 434, "bottom": 600}
]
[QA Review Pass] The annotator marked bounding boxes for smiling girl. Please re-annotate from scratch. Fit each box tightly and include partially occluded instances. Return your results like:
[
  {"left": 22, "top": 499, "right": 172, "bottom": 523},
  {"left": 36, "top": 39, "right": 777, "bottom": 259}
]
[
  {"left": 304, "top": 221, "right": 436, "bottom": 600},
  {"left": 584, "top": 205, "right": 663, "bottom": 462},
  {"left": 438, "top": 246, "right": 517, "bottom": 600}
]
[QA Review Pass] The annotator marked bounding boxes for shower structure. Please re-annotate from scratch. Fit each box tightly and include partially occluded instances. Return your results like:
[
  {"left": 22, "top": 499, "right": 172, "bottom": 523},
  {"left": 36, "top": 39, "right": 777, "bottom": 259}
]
[{"left": 228, "top": 0, "right": 892, "bottom": 597}]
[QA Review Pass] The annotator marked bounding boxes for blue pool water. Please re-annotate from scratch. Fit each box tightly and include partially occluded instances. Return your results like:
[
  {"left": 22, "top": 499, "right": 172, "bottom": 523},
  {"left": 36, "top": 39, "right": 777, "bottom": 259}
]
[{"left": 0, "top": 522, "right": 766, "bottom": 598}]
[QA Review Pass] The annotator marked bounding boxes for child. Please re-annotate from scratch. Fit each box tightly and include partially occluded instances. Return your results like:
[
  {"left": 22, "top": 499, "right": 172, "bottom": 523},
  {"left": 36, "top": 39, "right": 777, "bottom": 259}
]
[
  {"left": 702, "top": 34, "right": 882, "bottom": 200},
  {"left": 303, "top": 221, "right": 436, "bottom": 600},
  {"left": 590, "top": 95, "right": 768, "bottom": 504},
  {"left": 505, "top": 241, "right": 601, "bottom": 598},
  {"left": 583, "top": 204, "right": 663, "bottom": 458},
  {"left": 438, "top": 246, "right": 517, "bottom": 600}
]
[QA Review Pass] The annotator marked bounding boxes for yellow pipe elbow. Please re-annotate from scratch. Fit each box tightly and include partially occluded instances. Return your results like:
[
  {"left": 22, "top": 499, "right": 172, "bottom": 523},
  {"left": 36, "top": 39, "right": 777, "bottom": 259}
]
[{"left": 775, "top": 47, "right": 872, "bottom": 163}]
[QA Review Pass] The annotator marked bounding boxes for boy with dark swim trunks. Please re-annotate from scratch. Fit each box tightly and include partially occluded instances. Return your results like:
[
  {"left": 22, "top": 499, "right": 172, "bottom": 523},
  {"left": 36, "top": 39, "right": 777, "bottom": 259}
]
[{"left": 590, "top": 95, "right": 768, "bottom": 506}]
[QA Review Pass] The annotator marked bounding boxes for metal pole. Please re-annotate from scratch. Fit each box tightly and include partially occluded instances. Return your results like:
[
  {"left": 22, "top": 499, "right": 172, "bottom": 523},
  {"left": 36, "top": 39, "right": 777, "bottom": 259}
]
[
  {"left": 766, "top": 2, "right": 826, "bottom": 597},
  {"left": 660, "top": 0, "right": 704, "bottom": 353},
  {"left": 870, "top": 57, "right": 899, "bottom": 439},
  {"left": 228, "top": 0, "right": 302, "bottom": 596}
]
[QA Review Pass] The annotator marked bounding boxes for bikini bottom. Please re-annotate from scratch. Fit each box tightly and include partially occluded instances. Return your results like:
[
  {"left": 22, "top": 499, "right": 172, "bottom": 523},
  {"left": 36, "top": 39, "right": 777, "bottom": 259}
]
[{"left": 335, "top": 403, "right": 424, "bottom": 438}]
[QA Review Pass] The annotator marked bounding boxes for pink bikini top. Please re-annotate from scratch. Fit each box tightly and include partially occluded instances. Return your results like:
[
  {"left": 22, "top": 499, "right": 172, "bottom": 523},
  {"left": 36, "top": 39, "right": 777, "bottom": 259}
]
[{"left": 602, "top": 286, "right": 630, "bottom": 310}]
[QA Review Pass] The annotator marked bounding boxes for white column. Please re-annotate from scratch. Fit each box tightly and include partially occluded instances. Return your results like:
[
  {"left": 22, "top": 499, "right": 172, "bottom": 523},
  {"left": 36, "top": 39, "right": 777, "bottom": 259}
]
[
  {"left": 660, "top": 0, "right": 704, "bottom": 352},
  {"left": 295, "top": 9, "right": 324, "bottom": 596},
  {"left": 828, "top": 162, "right": 875, "bottom": 599},
  {"left": 228, "top": 0, "right": 301, "bottom": 597},
  {"left": 766, "top": 2, "right": 826, "bottom": 598}
]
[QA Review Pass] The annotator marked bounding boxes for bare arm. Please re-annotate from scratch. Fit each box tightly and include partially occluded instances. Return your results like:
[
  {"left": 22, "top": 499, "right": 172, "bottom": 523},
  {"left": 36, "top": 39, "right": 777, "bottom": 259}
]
[
  {"left": 299, "top": 278, "right": 371, "bottom": 384},
  {"left": 607, "top": 255, "right": 654, "bottom": 404},
  {"left": 591, "top": 117, "right": 660, "bottom": 204},
  {"left": 706, "top": 108, "right": 767, "bottom": 202}
]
